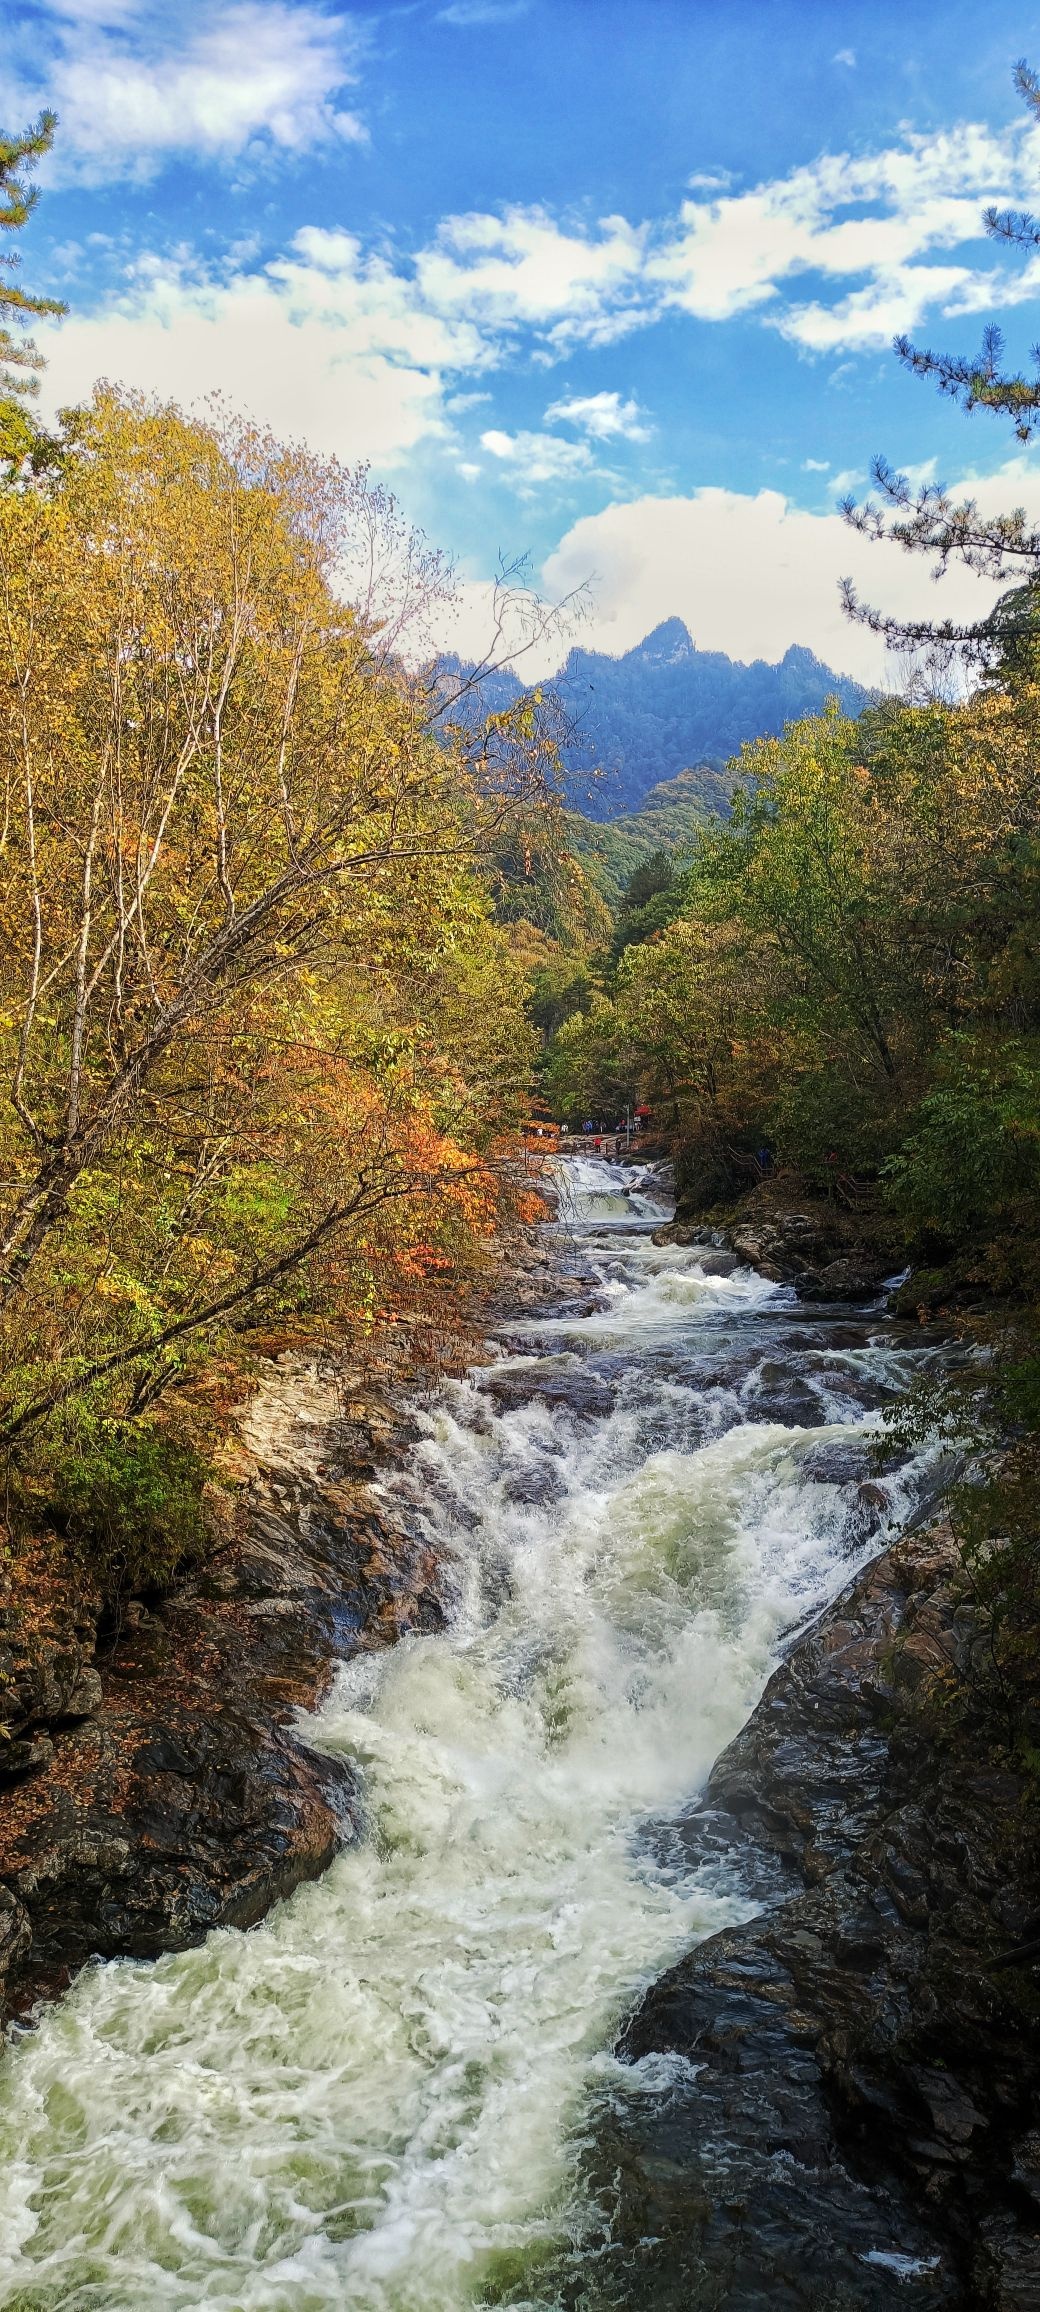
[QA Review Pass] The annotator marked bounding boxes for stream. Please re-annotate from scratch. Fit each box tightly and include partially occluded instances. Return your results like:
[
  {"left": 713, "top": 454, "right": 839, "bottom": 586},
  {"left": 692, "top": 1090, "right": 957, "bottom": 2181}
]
[{"left": 0, "top": 1157, "right": 944, "bottom": 2311}]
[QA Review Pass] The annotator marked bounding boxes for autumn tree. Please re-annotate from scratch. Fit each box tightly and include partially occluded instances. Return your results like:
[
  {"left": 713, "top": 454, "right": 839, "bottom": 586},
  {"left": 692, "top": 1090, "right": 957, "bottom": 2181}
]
[{"left": 0, "top": 389, "right": 542, "bottom": 1461}]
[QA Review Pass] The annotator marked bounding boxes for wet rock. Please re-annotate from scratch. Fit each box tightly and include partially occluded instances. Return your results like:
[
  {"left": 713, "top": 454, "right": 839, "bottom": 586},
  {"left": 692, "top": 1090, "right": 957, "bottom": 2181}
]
[
  {"left": 479, "top": 1366, "right": 615, "bottom": 1421},
  {"left": 799, "top": 1256, "right": 888, "bottom": 1302},
  {"left": 692, "top": 1248, "right": 739, "bottom": 1277},
  {"left": 976, "top": 2228, "right": 1040, "bottom": 2312},
  {"left": 798, "top": 1439, "right": 874, "bottom": 1487},
  {"left": 558, "top": 1523, "right": 1040, "bottom": 2309},
  {"left": 661, "top": 1186, "right": 907, "bottom": 1311},
  {"left": 742, "top": 1365, "right": 830, "bottom": 1427},
  {"left": 0, "top": 1360, "right": 445, "bottom": 2024},
  {"left": 501, "top": 1463, "right": 565, "bottom": 1507},
  {"left": 0, "top": 1886, "right": 30, "bottom": 2016}
]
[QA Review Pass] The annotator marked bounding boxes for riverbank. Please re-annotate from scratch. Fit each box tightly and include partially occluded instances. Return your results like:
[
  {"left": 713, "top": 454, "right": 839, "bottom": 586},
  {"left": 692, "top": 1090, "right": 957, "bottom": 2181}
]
[
  {"left": 0, "top": 1216, "right": 595, "bottom": 2030},
  {"left": 562, "top": 1513, "right": 1040, "bottom": 2309},
  {"left": 0, "top": 1352, "right": 434, "bottom": 2025},
  {"left": 654, "top": 1174, "right": 908, "bottom": 1300},
  {"left": 1, "top": 1156, "right": 1032, "bottom": 2308}
]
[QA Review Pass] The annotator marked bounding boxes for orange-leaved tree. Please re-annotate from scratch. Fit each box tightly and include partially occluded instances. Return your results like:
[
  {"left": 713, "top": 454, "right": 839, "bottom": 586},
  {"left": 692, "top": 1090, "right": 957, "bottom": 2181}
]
[{"left": 0, "top": 389, "right": 541, "bottom": 1463}]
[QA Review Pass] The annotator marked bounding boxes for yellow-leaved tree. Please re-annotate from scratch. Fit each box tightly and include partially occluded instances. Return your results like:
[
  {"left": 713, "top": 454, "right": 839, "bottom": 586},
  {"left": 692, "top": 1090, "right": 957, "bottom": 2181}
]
[{"left": 0, "top": 390, "right": 543, "bottom": 1578}]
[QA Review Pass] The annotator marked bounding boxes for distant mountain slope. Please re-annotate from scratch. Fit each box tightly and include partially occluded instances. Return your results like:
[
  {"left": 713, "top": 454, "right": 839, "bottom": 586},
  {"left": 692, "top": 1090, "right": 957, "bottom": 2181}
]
[
  {"left": 567, "top": 766, "right": 734, "bottom": 906},
  {"left": 440, "top": 617, "right": 871, "bottom": 820}
]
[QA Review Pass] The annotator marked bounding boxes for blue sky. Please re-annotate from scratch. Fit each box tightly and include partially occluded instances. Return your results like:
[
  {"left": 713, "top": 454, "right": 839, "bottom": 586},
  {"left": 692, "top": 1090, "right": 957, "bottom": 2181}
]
[{"left": 8, "top": 0, "right": 1040, "bottom": 676}]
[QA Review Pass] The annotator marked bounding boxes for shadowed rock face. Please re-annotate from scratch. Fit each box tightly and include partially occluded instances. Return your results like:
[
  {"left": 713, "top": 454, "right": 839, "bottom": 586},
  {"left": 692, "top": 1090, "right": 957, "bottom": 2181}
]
[
  {"left": 0, "top": 1221, "right": 586, "bottom": 2031},
  {"left": 657, "top": 1211, "right": 892, "bottom": 1302},
  {"left": 0, "top": 1356, "right": 444, "bottom": 2022},
  {"left": 550, "top": 1529, "right": 1040, "bottom": 2311}
]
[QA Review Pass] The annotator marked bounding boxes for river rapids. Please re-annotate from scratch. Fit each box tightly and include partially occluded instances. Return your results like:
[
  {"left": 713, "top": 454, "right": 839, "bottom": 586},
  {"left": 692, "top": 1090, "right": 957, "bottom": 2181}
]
[{"left": 0, "top": 1158, "right": 944, "bottom": 2310}]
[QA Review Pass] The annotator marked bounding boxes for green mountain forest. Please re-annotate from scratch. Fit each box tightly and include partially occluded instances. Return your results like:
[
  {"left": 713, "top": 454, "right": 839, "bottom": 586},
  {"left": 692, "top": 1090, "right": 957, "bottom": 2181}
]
[{"left": 437, "top": 619, "right": 872, "bottom": 817}]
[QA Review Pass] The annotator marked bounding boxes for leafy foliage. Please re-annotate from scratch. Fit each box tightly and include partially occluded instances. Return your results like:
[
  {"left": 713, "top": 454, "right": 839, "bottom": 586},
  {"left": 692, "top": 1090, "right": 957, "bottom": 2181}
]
[
  {"left": 40, "top": 1414, "right": 210, "bottom": 1600},
  {"left": 0, "top": 389, "right": 543, "bottom": 1594},
  {"left": 545, "top": 686, "right": 1040, "bottom": 1201}
]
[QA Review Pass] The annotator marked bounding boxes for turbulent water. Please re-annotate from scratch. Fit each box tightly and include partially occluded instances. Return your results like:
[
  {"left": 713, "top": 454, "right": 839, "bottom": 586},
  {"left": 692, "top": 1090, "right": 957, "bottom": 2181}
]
[{"left": 0, "top": 1159, "right": 943, "bottom": 2312}]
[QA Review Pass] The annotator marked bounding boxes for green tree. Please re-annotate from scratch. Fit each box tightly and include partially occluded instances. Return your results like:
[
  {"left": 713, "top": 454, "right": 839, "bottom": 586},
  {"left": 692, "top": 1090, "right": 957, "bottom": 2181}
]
[
  {"left": 0, "top": 114, "right": 65, "bottom": 466},
  {"left": 841, "top": 58, "right": 1040, "bottom": 672}
]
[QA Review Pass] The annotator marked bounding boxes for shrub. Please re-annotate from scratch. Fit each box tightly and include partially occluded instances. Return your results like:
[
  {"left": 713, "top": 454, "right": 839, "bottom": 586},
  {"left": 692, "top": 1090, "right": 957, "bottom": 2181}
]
[
  {"left": 885, "top": 1039, "right": 1040, "bottom": 1260},
  {"left": 41, "top": 1413, "right": 210, "bottom": 1600}
]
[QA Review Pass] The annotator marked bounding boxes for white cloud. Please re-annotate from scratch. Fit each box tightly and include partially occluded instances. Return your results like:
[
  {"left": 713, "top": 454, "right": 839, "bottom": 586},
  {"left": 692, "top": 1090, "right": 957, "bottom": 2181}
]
[
  {"left": 12, "top": 3, "right": 366, "bottom": 183},
  {"left": 802, "top": 457, "right": 830, "bottom": 471},
  {"left": 827, "top": 467, "right": 866, "bottom": 495},
  {"left": 480, "top": 426, "right": 595, "bottom": 490},
  {"left": 433, "top": 464, "right": 1040, "bottom": 683},
  {"left": 33, "top": 90, "right": 1040, "bottom": 507},
  {"left": 38, "top": 232, "right": 486, "bottom": 466},
  {"left": 415, "top": 206, "right": 649, "bottom": 348},
  {"left": 531, "top": 470, "right": 1040, "bottom": 683},
  {"left": 653, "top": 121, "right": 1040, "bottom": 348},
  {"left": 35, "top": 199, "right": 653, "bottom": 475},
  {"left": 544, "top": 389, "right": 650, "bottom": 440},
  {"left": 833, "top": 48, "right": 856, "bottom": 67}
]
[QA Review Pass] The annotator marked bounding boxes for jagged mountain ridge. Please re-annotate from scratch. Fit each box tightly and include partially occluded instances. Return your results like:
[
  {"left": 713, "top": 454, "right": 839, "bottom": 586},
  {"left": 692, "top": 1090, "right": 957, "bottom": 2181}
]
[{"left": 441, "top": 616, "right": 872, "bottom": 820}]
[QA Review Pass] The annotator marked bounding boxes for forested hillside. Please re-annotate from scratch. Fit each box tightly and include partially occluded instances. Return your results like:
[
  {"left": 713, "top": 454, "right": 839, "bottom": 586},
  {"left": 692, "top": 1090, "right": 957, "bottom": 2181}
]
[
  {"left": 567, "top": 765, "right": 737, "bottom": 905},
  {"left": 0, "top": 385, "right": 550, "bottom": 1601},
  {"left": 439, "top": 617, "right": 872, "bottom": 818}
]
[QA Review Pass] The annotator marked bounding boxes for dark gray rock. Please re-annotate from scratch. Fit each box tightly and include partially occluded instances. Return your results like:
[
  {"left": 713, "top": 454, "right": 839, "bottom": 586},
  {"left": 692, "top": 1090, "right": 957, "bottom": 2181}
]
[
  {"left": 655, "top": 1195, "right": 900, "bottom": 1309},
  {"left": 0, "top": 1363, "right": 444, "bottom": 2023},
  {"left": 799, "top": 1257, "right": 889, "bottom": 1303},
  {"left": 551, "top": 1527, "right": 1040, "bottom": 2310}
]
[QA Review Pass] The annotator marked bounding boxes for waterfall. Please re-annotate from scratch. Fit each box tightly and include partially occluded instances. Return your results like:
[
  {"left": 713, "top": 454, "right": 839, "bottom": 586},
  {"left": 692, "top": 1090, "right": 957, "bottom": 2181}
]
[{"left": 0, "top": 1160, "right": 942, "bottom": 2311}]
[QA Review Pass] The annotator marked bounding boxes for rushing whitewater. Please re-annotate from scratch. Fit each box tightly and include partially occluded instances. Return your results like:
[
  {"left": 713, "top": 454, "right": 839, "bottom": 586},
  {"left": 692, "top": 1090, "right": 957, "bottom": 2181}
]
[{"left": 0, "top": 1161, "right": 941, "bottom": 2311}]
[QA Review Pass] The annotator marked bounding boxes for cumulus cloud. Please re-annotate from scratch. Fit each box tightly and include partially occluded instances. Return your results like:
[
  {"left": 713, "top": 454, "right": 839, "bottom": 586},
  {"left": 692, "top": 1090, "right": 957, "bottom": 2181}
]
[
  {"left": 415, "top": 206, "right": 649, "bottom": 348},
  {"left": 544, "top": 390, "right": 651, "bottom": 440},
  {"left": 38, "top": 232, "right": 485, "bottom": 465},
  {"left": 533, "top": 472, "right": 1040, "bottom": 682},
  {"left": 437, "top": 465, "right": 1040, "bottom": 684},
  {"left": 35, "top": 206, "right": 651, "bottom": 475},
  {"left": 33, "top": 83, "right": 1040, "bottom": 517},
  {"left": 653, "top": 121, "right": 1040, "bottom": 349},
  {"left": 12, "top": 2, "right": 366, "bottom": 182},
  {"left": 480, "top": 426, "right": 596, "bottom": 490},
  {"left": 25, "top": 65, "right": 1040, "bottom": 374}
]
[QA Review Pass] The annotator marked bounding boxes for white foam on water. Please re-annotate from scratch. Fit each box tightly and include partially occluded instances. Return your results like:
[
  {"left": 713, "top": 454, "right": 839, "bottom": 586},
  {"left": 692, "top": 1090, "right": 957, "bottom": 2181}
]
[
  {"left": 0, "top": 1161, "right": 938, "bottom": 2311},
  {"left": 861, "top": 2250, "right": 942, "bottom": 2280}
]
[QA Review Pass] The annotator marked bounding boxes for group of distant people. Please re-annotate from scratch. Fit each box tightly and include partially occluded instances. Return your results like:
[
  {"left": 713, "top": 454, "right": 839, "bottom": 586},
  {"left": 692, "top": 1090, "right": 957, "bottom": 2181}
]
[{"left": 574, "top": 1118, "right": 635, "bottom": 1150}]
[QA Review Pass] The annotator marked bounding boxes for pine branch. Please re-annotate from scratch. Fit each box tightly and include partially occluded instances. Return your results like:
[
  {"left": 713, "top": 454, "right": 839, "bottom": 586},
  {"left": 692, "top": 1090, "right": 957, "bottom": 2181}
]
[
  {"left": 894, "top": 329, "right": 1040, "bottom": 442},
  {"left": 841, "top": 457, "right": 1040, "bottom": 579},
  {"left": 0, "top": 111, "right": 66, "bottom": 403}
]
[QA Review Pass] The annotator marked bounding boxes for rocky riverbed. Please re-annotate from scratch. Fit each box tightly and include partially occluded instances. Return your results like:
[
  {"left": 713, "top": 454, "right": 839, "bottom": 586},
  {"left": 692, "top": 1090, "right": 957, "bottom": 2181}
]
[
  {"left": 555, "top": 1520, "right": 1040, "bottom": 2310},
  {"left": 1, "top": 1166, "right": 1036, "bottom": 2310},
  {"left": 0, "top": 1354, "right": 443, "bottom": 2025}
]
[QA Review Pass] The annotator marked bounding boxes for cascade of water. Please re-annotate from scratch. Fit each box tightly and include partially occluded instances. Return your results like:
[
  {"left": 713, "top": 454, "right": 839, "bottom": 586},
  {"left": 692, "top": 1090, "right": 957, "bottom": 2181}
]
[{"left": 0, "top": 1160, "right": 943, "bottom": 2312}]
